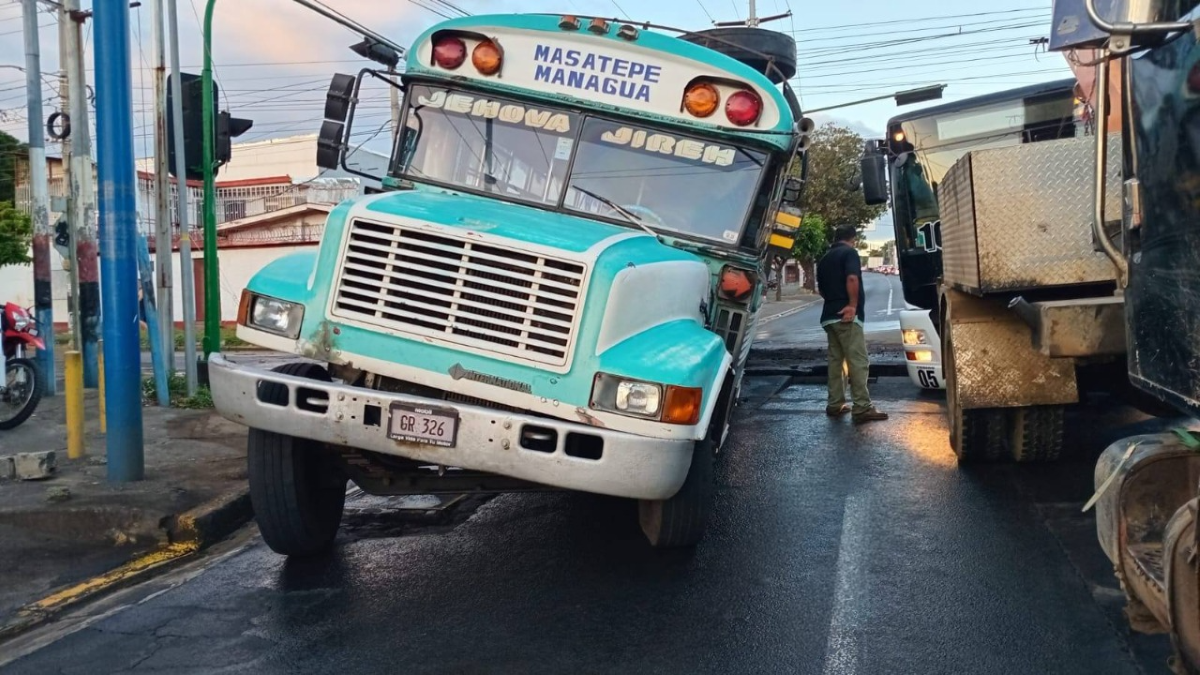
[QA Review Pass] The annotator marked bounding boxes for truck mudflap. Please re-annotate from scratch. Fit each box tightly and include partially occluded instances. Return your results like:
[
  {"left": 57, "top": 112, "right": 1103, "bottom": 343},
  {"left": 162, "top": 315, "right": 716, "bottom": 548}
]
[
  {"left": 1093, "top": 433, "right": 1200, "bottom": 637},
  {"left": 208, "top": 354, "right": 695, "bottom": 501}
]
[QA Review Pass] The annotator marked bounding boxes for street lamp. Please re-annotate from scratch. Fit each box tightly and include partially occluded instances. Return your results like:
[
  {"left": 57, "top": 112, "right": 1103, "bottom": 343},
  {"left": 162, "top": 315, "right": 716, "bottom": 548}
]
[{"left": 805, "top": 84, "right": 947, "bottom": 115}]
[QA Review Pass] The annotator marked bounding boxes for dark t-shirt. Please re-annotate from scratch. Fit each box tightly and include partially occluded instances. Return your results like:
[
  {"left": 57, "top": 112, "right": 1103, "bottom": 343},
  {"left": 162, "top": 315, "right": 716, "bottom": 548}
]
[{"left": 817, "top": 242, "right": 866, "bottom": 324}]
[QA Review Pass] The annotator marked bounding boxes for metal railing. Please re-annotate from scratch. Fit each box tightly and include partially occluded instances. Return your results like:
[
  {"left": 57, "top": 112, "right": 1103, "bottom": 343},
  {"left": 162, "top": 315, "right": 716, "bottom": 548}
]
[{"left": 15, "top": 175, "right": 360, "bottom": 233}]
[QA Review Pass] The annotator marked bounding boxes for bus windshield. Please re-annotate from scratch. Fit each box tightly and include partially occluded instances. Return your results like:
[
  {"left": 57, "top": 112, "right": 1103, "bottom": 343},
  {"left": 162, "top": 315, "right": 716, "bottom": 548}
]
[{"left": 398, "top": 84, "right": 767, "bottom": 246}]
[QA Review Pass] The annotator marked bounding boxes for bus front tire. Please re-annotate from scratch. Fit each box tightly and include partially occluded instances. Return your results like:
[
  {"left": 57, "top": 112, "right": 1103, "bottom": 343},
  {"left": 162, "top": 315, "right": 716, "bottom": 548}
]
[
  {"left": 248, "top": 362, "right": 347, "bottom": 558},
  {"left": 638, "top": 438, "right": 715, "bottom": 548}
]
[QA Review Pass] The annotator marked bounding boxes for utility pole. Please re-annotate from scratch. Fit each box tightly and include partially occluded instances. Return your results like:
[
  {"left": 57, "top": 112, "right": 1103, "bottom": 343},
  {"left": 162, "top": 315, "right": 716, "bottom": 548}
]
[
  {"left": 94, "top": 0, "right": 145, "bottom": 482},
  {"left": 22, "top": 0, "right": 55, "bottom": 396},
  {"left": 64, "top": 0, "right": 100, "bottom": 389},
  {"left": 167, "top": 0, "right": 198, "bottom": 395},
  {"left": 59, "top": 4, "right": 79, "bottom": 352},
  {"left": 714, "top": 4, "right": 789, "bottom": 27},
  {"left": 151, "top": 0, "right": 175, "bottom": 388}
]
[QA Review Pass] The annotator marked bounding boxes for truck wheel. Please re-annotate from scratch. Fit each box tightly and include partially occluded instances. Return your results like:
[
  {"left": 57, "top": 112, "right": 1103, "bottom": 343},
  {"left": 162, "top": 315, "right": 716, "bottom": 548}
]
[
  {"left": 951, "top": 406, "right": 1007, "bottom": 463},
  {"left": 248, "top": 362, "right": 347, "bottom": 557},
  {"left": 678, "top": 27, "right": 797, "bottom": 84},
  {"left": 639, "top": 438, "right": 715, "bottom": 548},
  {"left": 945, "top": 330, "right": 1006, "bottom": 462},
  {"left": 1009, "top": 406, "right": 1065, "bottom": 463}
]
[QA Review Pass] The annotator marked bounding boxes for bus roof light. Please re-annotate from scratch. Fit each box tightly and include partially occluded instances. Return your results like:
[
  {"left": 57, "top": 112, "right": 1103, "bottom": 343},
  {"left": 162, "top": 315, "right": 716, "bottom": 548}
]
[
  {"left": 726, "top": 90, "right": 762, "bottom": 127},
  {"left": 473, "top": 41, "right": 503, "bottom": 76},
  {"left": 432, "top": 36, "right": 467, "bottom": 70},
  {"left": 559, "top": 15, "right": 582, "bottom": 30},
  {"left": 588, "top": 18, "right": 610, "bottom": 34},
  {"left": 683, "top": 83, "right": 720, "bottom": 118},
  {"left": 617, "top": 24, "right": 639, "bottom": 41}
]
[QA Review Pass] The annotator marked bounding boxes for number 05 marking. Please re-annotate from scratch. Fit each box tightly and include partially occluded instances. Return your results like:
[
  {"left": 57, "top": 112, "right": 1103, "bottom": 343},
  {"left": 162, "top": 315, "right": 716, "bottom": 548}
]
[{"left": 918, "top": 369, "right": 940, "bottom": 388}]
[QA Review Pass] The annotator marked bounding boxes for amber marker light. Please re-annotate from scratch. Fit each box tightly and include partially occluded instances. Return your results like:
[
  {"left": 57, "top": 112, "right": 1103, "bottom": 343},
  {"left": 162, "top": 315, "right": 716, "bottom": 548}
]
[
  {"left": 663, "top": 386, "right": 703, "bottom": 425},
  {"left": 473, "top": 40, "right": 503, "bottom": 75},
  {"left": 683, "top": 82, "right": 720, "bottom": 118}
]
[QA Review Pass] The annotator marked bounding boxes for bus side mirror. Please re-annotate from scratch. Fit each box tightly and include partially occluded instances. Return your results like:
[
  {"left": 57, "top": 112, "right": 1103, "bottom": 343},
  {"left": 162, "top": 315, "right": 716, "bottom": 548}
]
[
  {"left": 860, "top": 141, "right": 888, "bottom": 206},
  {"left": 317, "top": 73, "right": 357, "bottom": 170},
  {"left": 782, "top": 177, "right": 803, "bottom": 205}
]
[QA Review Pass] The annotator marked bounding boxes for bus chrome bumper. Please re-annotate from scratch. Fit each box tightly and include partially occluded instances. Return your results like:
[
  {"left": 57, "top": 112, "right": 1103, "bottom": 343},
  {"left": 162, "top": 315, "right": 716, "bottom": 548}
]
[{"left": 208, "top": 354, "right": 694, "bottom": 500}]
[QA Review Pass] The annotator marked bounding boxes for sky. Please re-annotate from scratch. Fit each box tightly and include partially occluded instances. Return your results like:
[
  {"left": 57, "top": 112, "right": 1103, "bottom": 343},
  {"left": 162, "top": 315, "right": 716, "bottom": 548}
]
[{"left": 0, "top": 0, "right": 1071, "bottom": 210}]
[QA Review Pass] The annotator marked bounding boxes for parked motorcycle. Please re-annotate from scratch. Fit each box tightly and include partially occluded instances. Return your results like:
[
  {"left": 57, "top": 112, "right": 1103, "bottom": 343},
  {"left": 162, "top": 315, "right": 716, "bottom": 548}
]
[{"left": 1, "top": 302, "right": 45, "bottom": 430}]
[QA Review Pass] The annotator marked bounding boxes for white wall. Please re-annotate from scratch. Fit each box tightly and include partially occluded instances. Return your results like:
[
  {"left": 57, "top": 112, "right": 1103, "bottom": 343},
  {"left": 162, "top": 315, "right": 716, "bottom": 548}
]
[
  {"left": 0, "top": 243, "right": 317, "bottom": 327},
  {"left": 198, "top": 244, "right": 317, "bottom": 323}
]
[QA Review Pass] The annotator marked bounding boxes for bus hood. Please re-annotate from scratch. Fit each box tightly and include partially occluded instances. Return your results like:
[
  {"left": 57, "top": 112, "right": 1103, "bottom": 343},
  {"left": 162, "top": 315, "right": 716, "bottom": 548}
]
[{"left": 356, "top": 189, "right": 648, "bottom": 256}]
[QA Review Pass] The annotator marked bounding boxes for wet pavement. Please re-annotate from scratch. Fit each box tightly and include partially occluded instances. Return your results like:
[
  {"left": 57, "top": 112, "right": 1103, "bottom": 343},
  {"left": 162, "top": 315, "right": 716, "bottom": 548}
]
[
  {"left": 0, "top": 375, "right": 1183, "bottom": 674},
  {"left": 756, "top": 272, "right": 906, "bottom": 348}
]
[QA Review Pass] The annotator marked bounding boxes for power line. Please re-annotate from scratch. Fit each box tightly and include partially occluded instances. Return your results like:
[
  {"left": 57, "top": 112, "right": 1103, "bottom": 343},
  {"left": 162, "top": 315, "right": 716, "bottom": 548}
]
[
  {"left": 695, "top": 0, "right": 715, "bottom": 23},
  {"left": 787, "top": 7, "right": 1046, "bottom": 34}
]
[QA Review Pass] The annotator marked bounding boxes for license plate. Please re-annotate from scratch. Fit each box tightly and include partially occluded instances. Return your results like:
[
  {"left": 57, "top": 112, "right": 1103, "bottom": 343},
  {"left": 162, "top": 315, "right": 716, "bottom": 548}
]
[{"left": 387, "top": 403, "right": 459, "bottom": 448}]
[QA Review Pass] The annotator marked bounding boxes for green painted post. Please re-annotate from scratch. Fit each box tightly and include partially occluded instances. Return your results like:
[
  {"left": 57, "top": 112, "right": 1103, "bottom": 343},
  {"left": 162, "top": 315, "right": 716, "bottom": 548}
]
[{"left": 201, "top": 0, "right": 220, "bottom": 358}]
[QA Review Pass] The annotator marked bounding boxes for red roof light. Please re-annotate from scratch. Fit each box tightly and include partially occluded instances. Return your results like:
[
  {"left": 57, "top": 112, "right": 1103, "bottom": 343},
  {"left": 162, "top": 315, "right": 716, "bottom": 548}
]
[
  {"left": 726, "top": 90, "right": 762, "bottom": 127},
  {"left": 432, "top": 36, "right": 467, "bottom": 70}
]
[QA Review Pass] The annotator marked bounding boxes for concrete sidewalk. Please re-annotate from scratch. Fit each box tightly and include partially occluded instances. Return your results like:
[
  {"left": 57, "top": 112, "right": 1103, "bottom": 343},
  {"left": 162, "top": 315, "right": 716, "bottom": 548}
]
[{"left": 0, "top": 370, "right": 252, "bottom": 640}]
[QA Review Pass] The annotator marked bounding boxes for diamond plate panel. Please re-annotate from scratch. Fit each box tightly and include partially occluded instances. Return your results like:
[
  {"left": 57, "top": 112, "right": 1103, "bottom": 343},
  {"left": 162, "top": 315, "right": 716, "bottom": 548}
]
[
  {"left": 946, "top": 288, "right": 1080, "bottom": 409},
  {"left": 940, "top": 153, "right": 979, "bottom": 292},
  {"left": 941, "top": 135, "right": 1122, "bottom": 294}
]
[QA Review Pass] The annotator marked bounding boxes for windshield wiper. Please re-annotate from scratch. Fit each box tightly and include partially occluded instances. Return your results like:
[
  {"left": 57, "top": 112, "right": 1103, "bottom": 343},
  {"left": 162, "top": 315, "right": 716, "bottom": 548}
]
[{"left": 571, "top": 186, "right": 660, "bottom": 239}]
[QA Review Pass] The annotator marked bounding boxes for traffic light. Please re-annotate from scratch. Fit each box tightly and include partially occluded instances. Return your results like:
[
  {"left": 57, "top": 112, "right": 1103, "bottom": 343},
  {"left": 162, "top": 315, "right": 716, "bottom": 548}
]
[
  {"left": 217, "top": 111, "right": 253, "bottom": 165},
  {"left": 167, "top": 72, "right": 253, "bottom": 180},
  {"left": 166, "top": 72, "right": 209, "bottom": 181}
]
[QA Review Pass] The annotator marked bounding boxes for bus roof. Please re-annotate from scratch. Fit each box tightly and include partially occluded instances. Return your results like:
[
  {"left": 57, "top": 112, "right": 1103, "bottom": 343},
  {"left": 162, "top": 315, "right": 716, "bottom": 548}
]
[
  {"left": 886, "top": 78, "right": 1076, "bottom": 130},
  {"left": 404, "top": 14, "right": 796, "bottom": 150}
]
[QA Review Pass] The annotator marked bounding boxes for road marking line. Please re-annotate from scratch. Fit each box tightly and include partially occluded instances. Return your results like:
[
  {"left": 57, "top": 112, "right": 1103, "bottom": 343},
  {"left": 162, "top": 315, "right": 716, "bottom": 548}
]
[
  {"left": 823, "top": 493, "right": 870, "bottom": 675},
  {"left": 886, "top": 285, "right": 895, "bottom": 316}
]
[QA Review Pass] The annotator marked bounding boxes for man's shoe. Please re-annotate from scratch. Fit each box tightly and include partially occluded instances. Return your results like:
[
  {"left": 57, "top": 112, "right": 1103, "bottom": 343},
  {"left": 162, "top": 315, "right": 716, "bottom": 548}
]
[
  {"left": 826, "top": 405, "right": 851, "bottom": 417},
  {"left": 852, "top": 408, "right": 889, "bottom": 425}
]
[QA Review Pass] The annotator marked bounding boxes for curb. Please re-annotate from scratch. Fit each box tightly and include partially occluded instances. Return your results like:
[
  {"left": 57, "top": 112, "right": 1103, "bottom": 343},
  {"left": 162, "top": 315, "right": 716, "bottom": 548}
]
[
  {"left": 0, "top": 488, "right": 252, "bottom": 643},
  {"left": 757, "top": 297, "right": 819, "bottom": 325}
]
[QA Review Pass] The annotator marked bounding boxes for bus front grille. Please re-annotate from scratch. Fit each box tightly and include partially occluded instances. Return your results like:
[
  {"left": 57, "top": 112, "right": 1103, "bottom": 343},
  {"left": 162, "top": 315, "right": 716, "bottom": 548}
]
[{"left": 332, "top": 219, "right": 586, "bottom": 368}]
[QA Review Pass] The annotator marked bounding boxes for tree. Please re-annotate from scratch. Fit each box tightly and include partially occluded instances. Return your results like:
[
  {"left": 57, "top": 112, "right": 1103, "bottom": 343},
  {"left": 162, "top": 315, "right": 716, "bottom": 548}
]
[
  {"left": 0, "top": 200, "right": 33, "bottom": 267},
  {"left": 0, "top": 130, "right": 27, "bottom": 205},
  {"left": 791, "top": 214, "right": 829, "bottom": 292},
  {"left": 793, "top": 123, "right": 887, "bottom": 235}
]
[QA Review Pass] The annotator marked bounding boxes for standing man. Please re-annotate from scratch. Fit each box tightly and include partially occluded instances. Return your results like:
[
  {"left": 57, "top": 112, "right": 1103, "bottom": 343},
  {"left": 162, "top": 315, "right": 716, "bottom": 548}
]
[{"left": 817, "top": 225, "right": 888, "bottom": 424}]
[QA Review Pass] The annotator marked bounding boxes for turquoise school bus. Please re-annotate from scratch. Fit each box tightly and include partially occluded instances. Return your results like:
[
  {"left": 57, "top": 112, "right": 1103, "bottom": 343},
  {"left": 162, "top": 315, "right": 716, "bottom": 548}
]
[{"left": 209, "top": 14, "right": 808, "bottom": 553}]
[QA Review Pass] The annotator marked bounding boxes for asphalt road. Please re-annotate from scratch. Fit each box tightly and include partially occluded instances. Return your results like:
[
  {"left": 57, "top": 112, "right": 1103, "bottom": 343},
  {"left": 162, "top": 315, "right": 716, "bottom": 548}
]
[
  {"left": 756, "top": 272, "right": 906, "bottom": 348},
  {"left": 1, "top": 376, "right": 1182, "bottom": 674}
]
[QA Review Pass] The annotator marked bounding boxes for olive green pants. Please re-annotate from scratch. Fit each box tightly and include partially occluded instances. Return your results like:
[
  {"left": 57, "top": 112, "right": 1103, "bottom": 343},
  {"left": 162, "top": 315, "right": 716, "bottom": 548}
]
[{"left": 825, "top": 322, "right": 873, "bottom": 415}]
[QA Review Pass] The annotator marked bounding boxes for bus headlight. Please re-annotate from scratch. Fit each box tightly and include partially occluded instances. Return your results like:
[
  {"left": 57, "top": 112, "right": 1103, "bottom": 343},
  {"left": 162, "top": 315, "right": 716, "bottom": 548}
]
[
  {"left": 592, "top": 374, "right": 661, "bottom": 418},
  {"left": 591, "top": 373, "right": 702, "bottom": 425},
  {"left": 240, "top": 291, "right": 304, "bottom": 339},
  {"left": 902, "top": 329, "right": 928, "bottom": 345}
]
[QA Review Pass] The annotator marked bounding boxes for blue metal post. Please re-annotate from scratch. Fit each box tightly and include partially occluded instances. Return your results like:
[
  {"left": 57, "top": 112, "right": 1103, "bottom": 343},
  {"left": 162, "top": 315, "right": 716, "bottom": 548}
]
[
  {"left": 137, "top": 234, "right": 170, "bottom": 406},
  {"left": 94, "top": 0, "right": 144, "bottom": 481}
]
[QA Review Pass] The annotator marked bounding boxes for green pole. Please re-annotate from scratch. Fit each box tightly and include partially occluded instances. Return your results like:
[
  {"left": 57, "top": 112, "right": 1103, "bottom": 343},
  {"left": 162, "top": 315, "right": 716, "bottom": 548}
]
[{"left": 201, "top": 0, "right": 219, "bottom": 358}]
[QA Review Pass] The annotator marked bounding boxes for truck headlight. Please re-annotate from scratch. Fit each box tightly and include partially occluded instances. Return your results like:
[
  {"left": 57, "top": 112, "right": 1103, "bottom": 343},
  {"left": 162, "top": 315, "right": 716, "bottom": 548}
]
[
  {"left": 591, "top": 373, "right": 703, "bottom": 425},
  {"left": 240, "top": 291, "right": 304, "bottom": 339},
  {"left": 902, "top": 329, "right": 928, "bottom": 345}
]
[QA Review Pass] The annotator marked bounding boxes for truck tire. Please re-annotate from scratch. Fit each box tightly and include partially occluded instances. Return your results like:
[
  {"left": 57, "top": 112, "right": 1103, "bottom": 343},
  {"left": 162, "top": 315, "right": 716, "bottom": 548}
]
[
  {"left": 945, "top": 330, "right": 1006, "bottom": 462},
  {"left": 248, "top": 362, "right": 347, "bottom": 557},
  {"left": 678, "top": 27, "right": 797, "bottom": 84},
  {"left": 1008, "top": 406, "right": 1065, "bottom": 463},
  {"left": 639, "top": 437, "right": 715, "bottom": 548}
]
